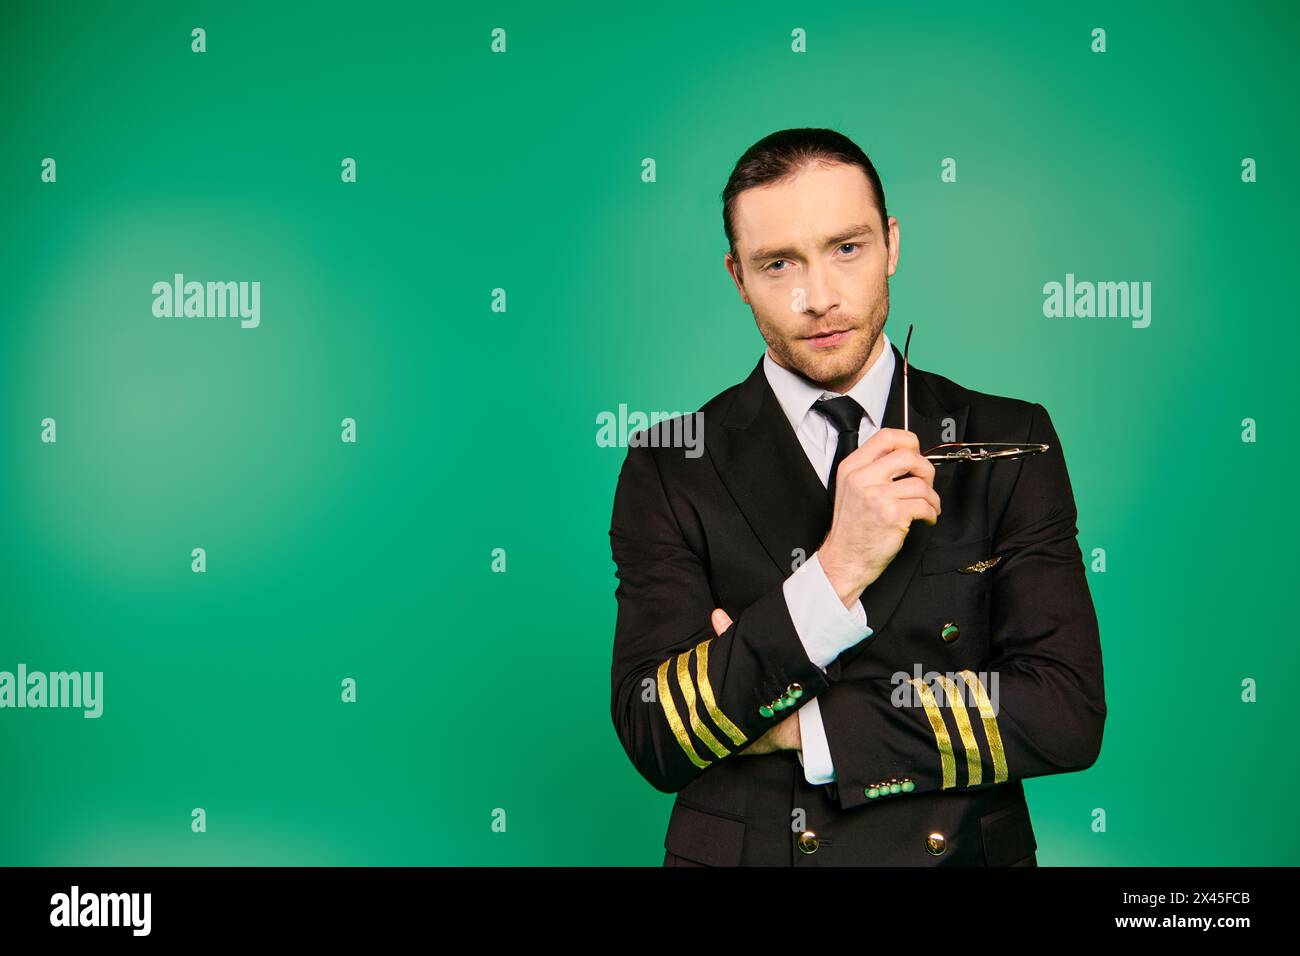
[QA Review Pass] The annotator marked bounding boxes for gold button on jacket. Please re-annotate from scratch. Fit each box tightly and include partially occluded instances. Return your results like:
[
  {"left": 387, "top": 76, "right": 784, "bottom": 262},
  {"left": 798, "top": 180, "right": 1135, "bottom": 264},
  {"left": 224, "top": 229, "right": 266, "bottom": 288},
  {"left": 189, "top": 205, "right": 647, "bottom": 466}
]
[{"left": 797, "top": 830, "right": 820, "bottom": 854}]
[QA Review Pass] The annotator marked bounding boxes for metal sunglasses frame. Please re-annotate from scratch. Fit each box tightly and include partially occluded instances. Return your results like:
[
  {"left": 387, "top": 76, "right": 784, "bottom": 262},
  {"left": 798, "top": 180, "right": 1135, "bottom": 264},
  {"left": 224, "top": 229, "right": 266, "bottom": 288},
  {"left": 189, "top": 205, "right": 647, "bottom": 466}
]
[{"left": 901, "top": 323, "right": 1050, "bottom": 465}]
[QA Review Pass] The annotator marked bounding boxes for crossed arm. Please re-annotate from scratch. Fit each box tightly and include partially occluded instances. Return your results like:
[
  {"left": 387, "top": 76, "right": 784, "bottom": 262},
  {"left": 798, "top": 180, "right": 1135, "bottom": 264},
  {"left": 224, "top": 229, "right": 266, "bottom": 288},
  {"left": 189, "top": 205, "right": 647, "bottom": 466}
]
[
  {"left": 609, "top": 403, "right": 1106, "bottom": 806},
  {"left": 608, "top": 441, "right": 837, "bottom": 792}
]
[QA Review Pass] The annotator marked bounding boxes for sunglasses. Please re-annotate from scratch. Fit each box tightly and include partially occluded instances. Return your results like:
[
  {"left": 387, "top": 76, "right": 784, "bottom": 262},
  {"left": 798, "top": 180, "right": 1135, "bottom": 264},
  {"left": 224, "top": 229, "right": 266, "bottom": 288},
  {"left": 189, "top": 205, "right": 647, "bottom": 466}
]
[{"left": 902, "top": 323, "right": 1050, "bottom": 464}]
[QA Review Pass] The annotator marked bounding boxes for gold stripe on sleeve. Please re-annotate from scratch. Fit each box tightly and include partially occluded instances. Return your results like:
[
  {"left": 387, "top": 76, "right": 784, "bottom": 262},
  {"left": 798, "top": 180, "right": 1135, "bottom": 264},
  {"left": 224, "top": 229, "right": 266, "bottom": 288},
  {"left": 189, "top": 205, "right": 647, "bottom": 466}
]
[
  {"left": 958, "top": 670, "right": 1008, "bottom": 783},
  {"left": 908, "top": 678, "right": 956, "bottom": 789},
  {"left": 676, "top": 649, "right": 731, "bottom": 758},
  {"left": 935, "top": 674, "right": 982, "bottom": 787},
  {"left": 657, "top": 658, "right": 711, "bottom": 769},
  {"left": 694, "top": 638, "right": 748, "bottom": 747}
]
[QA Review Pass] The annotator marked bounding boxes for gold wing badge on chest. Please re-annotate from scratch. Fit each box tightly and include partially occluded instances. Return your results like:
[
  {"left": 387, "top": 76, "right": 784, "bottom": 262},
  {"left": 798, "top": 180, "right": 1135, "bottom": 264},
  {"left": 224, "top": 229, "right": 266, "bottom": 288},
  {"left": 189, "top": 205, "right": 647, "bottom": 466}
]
[{"left": 956, "top": 555, "right": 1002, "bottom": 574}]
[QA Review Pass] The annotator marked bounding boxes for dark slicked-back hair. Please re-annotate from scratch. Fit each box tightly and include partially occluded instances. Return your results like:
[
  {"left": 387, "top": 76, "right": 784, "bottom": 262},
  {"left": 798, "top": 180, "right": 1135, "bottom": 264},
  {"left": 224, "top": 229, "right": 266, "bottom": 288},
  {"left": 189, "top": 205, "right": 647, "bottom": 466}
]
[{"left": 721, "top": 128, "right": 889, "bottom": 265}]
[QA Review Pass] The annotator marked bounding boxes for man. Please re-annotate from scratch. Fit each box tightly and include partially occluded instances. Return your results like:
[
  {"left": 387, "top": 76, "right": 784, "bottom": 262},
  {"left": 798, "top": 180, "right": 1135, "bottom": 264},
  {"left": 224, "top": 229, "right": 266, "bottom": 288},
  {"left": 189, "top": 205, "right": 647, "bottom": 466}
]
[{"left": 608, "top": 128, "right": 1106, "bottom": 866}]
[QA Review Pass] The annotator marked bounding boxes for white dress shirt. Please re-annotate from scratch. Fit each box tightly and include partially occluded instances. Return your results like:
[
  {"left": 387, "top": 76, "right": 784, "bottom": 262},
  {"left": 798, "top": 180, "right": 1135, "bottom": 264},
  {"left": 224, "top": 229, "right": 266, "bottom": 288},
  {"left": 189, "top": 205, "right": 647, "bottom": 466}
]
[{"left": 764, "top": 331, "right": 895, "bottom": 784}]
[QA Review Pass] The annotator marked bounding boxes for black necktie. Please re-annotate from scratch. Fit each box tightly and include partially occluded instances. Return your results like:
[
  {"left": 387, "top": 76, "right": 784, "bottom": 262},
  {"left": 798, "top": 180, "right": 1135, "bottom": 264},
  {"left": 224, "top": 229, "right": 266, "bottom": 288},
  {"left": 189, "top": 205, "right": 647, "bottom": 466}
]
[{"left": 812, "top": 395, "right": 866, "bottom": 504}]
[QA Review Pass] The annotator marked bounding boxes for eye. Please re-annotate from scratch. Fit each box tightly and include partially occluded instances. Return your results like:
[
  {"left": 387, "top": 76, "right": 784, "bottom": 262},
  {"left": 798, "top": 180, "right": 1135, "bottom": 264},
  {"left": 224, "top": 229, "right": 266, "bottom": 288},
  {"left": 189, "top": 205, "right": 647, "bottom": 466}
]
[
  {"left": 838, "top": 243, "right": 860, "bottom": 255},
  {"left": 764, "top": 259, "right": 789, "bottom": 274}
]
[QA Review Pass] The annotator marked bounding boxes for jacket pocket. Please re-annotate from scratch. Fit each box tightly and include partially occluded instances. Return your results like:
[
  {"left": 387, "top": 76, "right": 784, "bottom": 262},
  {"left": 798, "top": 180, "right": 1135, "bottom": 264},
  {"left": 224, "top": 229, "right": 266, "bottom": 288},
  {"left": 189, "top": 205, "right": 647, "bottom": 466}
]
[
  {"left": 979, "top": 801, "right": 1037, "bottom": 866},
  {"left": 663, "top": 799, "right": 747, "bottom": 866}
]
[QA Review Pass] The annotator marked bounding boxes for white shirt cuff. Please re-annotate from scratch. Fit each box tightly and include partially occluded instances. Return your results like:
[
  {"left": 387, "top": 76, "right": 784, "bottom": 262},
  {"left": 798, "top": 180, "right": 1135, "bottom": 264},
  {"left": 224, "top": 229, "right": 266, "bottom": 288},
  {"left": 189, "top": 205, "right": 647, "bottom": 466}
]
[{"left": 783, "top": 551, "right": 873, "bottom": 669}]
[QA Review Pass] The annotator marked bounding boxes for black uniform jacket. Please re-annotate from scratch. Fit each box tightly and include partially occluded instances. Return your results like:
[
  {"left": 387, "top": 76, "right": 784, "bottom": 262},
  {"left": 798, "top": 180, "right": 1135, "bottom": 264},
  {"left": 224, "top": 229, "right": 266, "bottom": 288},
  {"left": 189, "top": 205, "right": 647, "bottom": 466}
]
[{"left": 608, "top": 342, "right": 1106, "bottom": 866}]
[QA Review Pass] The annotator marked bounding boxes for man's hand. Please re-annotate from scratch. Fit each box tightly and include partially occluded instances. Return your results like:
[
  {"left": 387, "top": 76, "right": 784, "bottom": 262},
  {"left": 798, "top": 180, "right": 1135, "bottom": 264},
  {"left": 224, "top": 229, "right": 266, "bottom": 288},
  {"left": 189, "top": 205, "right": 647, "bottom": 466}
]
[
  {"left": 819, "top": 427, "right": 941, "bottom": 608},
  {"left": 709, "top": 608, "right": 801, "bottom": 756}
]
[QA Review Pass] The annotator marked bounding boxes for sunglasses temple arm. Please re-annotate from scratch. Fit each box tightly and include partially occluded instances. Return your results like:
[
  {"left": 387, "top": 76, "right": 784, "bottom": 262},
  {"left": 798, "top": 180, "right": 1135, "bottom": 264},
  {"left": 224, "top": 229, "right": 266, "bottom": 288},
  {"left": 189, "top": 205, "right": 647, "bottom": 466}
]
[{"left": 901, "top": 323, "right": 913, "bottom": 435}]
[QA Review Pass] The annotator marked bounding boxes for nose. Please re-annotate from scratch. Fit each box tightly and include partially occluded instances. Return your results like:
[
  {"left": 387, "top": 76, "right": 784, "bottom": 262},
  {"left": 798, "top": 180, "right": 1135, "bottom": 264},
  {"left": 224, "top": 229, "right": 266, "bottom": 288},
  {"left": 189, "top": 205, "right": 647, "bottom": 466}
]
[{"left": 798, "top": 260, "right": 839, "bottom": 315}]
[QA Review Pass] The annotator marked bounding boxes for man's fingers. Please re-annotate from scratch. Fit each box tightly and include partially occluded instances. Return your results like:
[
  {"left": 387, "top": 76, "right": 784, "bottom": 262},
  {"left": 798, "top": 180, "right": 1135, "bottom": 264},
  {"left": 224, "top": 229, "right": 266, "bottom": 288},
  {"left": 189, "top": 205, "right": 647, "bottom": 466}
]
[
  {"left": 901, "top": 496, "right": 941, "bottom": 526},
  {"left": 711, "top": 607, "right": 733, "bottom": 636},
  {"left": 843, "top": 441, "right": 933, "bottom": 486},
  {"left": 875, "top": 448, "right": 935, "bottom": 484},
  {"left": 887, "top": 476, "right": 942, "bottom": 516},
  {"left": 835, "top": 449, "right": 933, "bottom": 496},
  {"left": 842, "top": 427, "right": 919, "bottom": 469}
]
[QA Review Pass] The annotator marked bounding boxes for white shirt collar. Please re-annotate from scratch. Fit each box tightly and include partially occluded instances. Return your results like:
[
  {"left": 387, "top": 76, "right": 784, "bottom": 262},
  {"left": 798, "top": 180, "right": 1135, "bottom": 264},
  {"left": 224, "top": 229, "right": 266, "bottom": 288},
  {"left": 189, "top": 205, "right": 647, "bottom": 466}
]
[{"left": 762, "top": 330, "right": 895, "bottom": 436}]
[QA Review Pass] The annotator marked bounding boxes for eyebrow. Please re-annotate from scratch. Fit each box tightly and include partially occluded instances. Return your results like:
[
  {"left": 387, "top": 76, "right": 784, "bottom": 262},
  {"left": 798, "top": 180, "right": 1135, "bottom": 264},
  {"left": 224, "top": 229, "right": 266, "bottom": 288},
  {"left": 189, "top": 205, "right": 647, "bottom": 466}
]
[{"left": 746, "top": 222, "right": 876, "bottom": 264}]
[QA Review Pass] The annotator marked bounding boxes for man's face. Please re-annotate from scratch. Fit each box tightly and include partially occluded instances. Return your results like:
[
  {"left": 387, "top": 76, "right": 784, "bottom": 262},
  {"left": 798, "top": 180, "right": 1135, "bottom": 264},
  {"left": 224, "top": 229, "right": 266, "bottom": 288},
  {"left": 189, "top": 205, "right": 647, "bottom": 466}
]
[{"left": 724, "top": 160, "right": 900, "bottom": 393}]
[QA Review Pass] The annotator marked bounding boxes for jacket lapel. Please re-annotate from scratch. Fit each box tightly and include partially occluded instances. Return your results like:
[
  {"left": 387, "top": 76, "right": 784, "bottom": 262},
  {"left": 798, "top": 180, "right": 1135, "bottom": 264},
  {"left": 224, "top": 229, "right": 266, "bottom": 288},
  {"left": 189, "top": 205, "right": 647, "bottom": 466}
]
[{"left": 708, "top": 341, "right": 968, "bottom": 662}]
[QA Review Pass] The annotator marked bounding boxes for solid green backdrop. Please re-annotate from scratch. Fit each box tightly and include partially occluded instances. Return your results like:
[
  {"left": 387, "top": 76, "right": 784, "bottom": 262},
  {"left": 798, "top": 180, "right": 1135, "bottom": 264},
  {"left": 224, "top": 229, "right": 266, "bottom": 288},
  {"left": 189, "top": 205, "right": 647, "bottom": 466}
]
[{"left": 1, "top": 0, "right": 1296, "bottom": 864}]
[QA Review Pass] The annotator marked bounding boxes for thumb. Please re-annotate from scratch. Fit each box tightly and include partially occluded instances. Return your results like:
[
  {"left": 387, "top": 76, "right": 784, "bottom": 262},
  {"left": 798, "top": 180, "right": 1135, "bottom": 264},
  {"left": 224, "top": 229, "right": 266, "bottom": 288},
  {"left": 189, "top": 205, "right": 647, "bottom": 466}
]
[{"left": 710, "top": 607, "right": 733, "bottom": 636}]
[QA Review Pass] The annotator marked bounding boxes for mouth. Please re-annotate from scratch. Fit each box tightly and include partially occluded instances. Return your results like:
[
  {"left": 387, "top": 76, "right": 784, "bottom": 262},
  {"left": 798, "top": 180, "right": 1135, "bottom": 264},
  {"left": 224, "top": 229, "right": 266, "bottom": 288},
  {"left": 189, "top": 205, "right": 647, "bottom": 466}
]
[{"left": 804, "top": 328, "right": 853, "bottom": 348}]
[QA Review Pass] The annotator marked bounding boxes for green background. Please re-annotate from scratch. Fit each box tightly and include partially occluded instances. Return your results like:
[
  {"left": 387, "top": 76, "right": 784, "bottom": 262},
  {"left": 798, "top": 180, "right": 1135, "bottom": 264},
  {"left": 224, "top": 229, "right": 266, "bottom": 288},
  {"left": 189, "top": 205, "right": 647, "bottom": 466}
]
[{"left": 2, "top": 0, "right": 1296, "bottom": 865}]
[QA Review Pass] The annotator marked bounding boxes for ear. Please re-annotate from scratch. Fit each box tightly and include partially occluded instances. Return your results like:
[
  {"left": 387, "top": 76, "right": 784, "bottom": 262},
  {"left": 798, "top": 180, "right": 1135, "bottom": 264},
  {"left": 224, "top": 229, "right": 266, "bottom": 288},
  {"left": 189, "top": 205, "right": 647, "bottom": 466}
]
[{"left": 723, "top": 252, "right": 751, "bottom": 304}]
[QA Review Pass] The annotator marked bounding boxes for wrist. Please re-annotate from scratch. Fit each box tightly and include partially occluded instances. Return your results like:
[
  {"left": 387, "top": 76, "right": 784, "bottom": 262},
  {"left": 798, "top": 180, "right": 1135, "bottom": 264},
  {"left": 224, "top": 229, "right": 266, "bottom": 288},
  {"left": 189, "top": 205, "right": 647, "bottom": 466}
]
[{"left": 818, "top": 545, "right": 866, "bottom": 609}]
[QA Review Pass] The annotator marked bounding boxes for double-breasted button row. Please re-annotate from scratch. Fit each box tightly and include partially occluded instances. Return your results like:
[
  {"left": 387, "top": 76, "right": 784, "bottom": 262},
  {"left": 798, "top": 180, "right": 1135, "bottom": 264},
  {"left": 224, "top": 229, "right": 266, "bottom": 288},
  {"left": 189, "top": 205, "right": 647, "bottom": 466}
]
[
  {"left": 758, "top": 682, "right": 803, "bottom": 718},
  {"left": 797, "top": 827, "right": 945, "bottom": 857}
]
